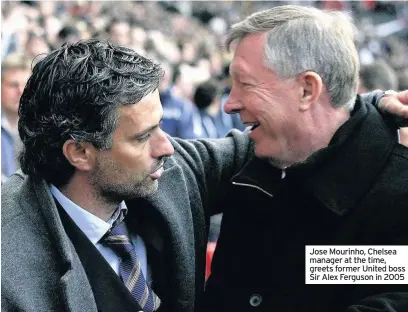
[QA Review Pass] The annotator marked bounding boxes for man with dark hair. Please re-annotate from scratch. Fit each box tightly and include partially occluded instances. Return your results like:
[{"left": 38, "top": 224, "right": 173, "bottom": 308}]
[
  {"left": 159, "top": 61, "right": 204, "bottom": 139},
  {"left": 359, "top": 59, "right": 398, "bottom": 93},
  {"left": 2, "top": 38, "right": 253, "bottom": 312},
  {"left": 193, "top": 79, "right": 244, "bottom": 138},
  {"left": 193, "top": 79, "right": 220, "bottom": 111},
  {"left": 57, "top": 25, "right": 80, "bottom": 46},
  {"left": 1, "top": 38, "right": 407, "bottom": 312},
  {"left": 193, "top": 79, "right": 222, "bottom": 138}
]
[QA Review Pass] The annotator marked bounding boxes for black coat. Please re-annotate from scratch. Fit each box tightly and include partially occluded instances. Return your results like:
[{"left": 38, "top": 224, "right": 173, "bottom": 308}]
[{"left": 204, "top": 97, "right": 408, "bottom": 312}]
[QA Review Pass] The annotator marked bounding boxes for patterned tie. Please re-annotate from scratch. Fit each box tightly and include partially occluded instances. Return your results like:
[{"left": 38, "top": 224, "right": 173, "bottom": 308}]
[{"left": 102, "top": 220, "right": 161, "bottom": 312}]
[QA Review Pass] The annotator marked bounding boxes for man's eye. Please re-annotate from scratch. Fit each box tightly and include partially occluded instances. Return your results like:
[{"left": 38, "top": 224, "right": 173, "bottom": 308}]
[
  {"left": 240, "top": 81, "right": 251, "bottom": 86},
  {"left": 137, "top": 133, "right": 151, "bottom": 142}
]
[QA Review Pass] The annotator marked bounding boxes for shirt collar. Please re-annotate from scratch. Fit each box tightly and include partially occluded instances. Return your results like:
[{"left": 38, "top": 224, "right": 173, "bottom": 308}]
[{"left": 50, "top": 184, "right": 127, "bottom": 245}]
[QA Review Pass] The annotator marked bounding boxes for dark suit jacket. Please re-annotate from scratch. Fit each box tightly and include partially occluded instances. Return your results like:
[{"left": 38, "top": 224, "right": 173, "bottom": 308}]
[
  {"left": 1, "top": 131, "right": 253, "bottom": 312},
  {"left": 1, "top": 92, "right": 389, "bottom": 312},
  {"left": 56, "top": 203, "right": 145, "bottom": 311}
]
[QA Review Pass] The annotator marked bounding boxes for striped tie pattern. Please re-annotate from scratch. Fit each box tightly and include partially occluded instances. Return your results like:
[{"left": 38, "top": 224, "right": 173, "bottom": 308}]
[{"left": 102, "top": 221, "right": 161, "bottom": 312}]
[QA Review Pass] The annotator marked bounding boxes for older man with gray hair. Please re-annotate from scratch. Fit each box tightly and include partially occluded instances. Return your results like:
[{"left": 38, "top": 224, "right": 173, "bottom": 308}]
[{"left": 204, "top": 5, "right": 408, "bottom": 312}]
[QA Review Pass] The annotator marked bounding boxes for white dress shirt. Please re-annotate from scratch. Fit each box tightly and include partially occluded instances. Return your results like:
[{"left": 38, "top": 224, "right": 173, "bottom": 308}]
[{"left": 50, "top": 185, "right": 151, "bottom": 283}]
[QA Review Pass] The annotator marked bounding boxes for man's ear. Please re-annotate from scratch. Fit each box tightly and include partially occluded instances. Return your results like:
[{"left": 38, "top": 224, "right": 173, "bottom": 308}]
[
  {"left": 297, "top": 71, "right": 323, "bottom": 111},
  {"left": 62, "top": 139, "right": 96, "bottom": 171}
]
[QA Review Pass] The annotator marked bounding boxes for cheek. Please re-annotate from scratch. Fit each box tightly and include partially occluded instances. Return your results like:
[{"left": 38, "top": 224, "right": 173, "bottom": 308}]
[
  {"left": 3, "top": 89, "right": 14, "bottom": 99},
  {"left": 112, "top": 144, "right": 146, "bottom": 169},
  {"left": 258, "top": 95, "right": 294, "bottom": 131},
  {"left": 250, "top": 88, "right": 276, "bottom": 110},
  {"left": 242, "top": 93, "right": 263, "bottom": 115}
]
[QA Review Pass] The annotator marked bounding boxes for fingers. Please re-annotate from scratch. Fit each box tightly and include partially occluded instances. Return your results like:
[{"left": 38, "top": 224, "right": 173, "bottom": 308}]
[
  {"left": 396, "top": 90, "right": 408, "bottom": 117},
  {"left": 382, "top": 90, "right": 408, "bottom": 119}
]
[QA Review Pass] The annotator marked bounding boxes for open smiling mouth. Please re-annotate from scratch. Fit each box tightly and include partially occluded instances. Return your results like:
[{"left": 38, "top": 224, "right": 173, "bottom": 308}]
[
  {"left": 251, "top": 124, "right": 260, "bottom": 131},
  {"left": 245, "top": 122, "right": 260, "bottom": 132}
]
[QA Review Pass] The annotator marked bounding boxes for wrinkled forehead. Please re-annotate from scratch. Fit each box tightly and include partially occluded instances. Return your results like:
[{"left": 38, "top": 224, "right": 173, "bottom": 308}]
[
  {"left": 117, "top": 90, "right": 162, "bottom": 127},
  {"left": 230, "top": 33, "right": 266, "bottom": 76}
]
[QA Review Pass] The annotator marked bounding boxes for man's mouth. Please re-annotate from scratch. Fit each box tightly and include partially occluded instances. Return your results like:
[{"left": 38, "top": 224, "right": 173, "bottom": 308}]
[
  {"left": 151, "top": 162, "right": 164, "bottom": 174},
  {"left": 150, "top": 162, "right": 165, "bottom": 180},
  {"left": 150, "top": 156, "right": 169, "bottom": 175},
  {"left": 244, "top": 122, "right": 260, "bottom": 132}
]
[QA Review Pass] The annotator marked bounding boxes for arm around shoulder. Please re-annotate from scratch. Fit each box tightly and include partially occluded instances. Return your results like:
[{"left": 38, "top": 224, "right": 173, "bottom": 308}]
[
  {"left": 170, "top": 129, "right": 253, "bottom": 214},
  {"left": 346, "top": 292, "right": 408, "bottom": 312}
]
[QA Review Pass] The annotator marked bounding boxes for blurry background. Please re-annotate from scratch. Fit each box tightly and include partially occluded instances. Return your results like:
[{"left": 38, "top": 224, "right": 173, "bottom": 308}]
[{"left": 2, "top": 0, "right": 408, "bottom": 277}]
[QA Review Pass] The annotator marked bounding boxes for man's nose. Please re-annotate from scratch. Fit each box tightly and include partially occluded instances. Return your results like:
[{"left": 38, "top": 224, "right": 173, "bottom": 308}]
[
  {"left": 223, "top": 89, "right": 243, "bottom": 114},
  {"left": 152, "top": 129, "right": 174, "bottom": 159},
  {"left": 17, "top": 83, "right": 26, "bottom": 95}
]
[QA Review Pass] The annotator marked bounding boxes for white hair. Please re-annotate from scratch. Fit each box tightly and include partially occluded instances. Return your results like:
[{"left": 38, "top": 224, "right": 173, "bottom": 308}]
[{"left": 226, "top": 5, "right": 359, "bottom": 110}]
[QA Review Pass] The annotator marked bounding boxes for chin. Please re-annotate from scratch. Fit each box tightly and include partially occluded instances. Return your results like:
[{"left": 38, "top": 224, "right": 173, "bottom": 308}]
[
  {"left": 140, "top": 179, "right": 159, "bottom": 196},
  {"left": 254, "top": 144, "right": 274, "bottom": 159},
  {"left": 120, "top": 180, "right": 159, "bottom": 200},
  {"left": 255, "top": 147, "right": 287, "bottom": 168},
  {"left": 150, "top": 180, "right": 159, "bottom": 193}
]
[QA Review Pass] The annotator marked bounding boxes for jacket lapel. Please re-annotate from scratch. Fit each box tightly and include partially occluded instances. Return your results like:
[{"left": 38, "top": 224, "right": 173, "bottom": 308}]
[
  {"left": 56, "top": 202, "right": 143, "bottom": 312},
  {"left": 26, "top": 160, "right": 197, "bottom": 312},
  {"left": 125, "top": 210, "right": 169, "bottom": 305},
  {"left": 19, "top": 175, "right": 98, "bottom": 312},
  {"left": 127, "top": 165, "right": 196, "bottom": 312}
]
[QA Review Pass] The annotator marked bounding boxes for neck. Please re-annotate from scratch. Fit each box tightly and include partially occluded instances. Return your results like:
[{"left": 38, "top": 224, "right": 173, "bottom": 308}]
[
  {"left": 60, "top": 173, "right": 119, "bottom": 222},
  {"left": 279, "top": 104, "right": 350, "bottom": 169}
]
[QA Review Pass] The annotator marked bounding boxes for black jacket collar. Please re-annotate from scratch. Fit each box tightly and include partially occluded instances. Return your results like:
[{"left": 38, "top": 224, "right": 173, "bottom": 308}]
[{"left": 232, "top": 96, "right": 397, "bottom": 215}]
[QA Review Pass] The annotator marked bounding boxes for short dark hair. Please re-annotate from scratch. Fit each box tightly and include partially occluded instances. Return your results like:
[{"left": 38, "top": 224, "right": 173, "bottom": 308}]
[
  {"left": 172, "top": 63, "right": 182, "bottom": 85},
  {"left": 58, "top": 25, "right": 80, "bottom": 40},
  {"left": 193, "top": 79, "right": 220, "bottom": 110},
  {"left": 18, "top": 39, "right": 164, "bottom": 186},
  {"left": 359, "top": 59, "right": 398, "bottom": 91}
]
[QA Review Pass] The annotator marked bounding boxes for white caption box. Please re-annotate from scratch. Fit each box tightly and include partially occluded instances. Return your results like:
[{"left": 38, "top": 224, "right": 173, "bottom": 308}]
[{"left": 305, "top": 245, "right": 408, "bottom": 284}]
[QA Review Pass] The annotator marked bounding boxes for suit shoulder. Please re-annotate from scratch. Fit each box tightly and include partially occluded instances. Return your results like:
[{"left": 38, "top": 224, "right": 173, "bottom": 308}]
[
  {"left": 374, "top": 143, "right": 408, "bottom": 195},
  {"left": 2, "top": 172, "right": 30, "bottom": 227}
]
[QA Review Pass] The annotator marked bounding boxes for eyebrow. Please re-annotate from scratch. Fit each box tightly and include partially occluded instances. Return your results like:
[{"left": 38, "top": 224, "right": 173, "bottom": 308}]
[
  {"left": 230, "top": 67, "right": 255, "bottom": 80},
  {"left": 133, "top": 116, "right": 163, "bottom": 139}
]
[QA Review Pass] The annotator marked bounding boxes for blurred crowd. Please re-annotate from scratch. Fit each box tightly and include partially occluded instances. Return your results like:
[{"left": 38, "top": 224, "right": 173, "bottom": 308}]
[{"left": 1, "top": 1, "right": 408, "bottom": 251}]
